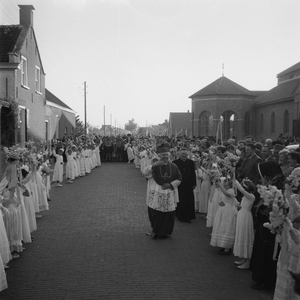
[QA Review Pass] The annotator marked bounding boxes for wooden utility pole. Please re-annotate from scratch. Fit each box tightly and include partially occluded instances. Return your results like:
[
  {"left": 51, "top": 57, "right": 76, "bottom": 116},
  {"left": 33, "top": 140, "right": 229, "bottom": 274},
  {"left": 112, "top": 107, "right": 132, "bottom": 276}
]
[
  {"left": 104, "top": 105, "right": 106, "bottom": 136},
  {"left": 84, "top": 81, "right": 87, "bottom": 140}
]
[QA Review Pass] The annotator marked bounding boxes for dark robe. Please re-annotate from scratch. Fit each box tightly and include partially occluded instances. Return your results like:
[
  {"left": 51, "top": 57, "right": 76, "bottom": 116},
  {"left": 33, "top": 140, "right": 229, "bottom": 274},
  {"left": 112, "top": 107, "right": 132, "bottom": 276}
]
[
  {"left": 173, "top": 158, "right": 196, "bottom": 222},
  {"left": 250, "top": 161, "right": 283, "bottom": 289}
]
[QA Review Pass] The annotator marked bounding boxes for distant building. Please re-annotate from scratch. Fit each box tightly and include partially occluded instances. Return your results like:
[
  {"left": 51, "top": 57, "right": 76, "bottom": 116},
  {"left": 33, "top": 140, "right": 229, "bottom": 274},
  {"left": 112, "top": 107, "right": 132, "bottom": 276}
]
[
  {"left": 189, "top": 62, "right": 300, "bottom": 140},
  {"left": 45, "top": 89, "right": 76, "bottom": 140},
  {"left": 0, "top": 5, "right": 76, "bottom": 146},
  {"left": 168, "top": 112, "right": 192, "bottom": 137},
  {"left": 0, "top": 5, "right": 46, "bottom": 145}
]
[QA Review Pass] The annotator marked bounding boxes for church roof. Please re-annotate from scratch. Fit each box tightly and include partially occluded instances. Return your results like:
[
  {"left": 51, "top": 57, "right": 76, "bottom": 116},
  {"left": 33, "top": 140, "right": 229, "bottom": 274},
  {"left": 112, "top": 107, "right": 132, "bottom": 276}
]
[
  {"left": 0, "top": 25, "right": 22, "bottom": 62},
  {"left": 277, "top": 62, "right": 300, "bottom": 78},
  {"left": 189, "top": 76, "right": 255, "bottom": 98},
  {"left": 255, "top": 77, "right": 300, "bottom": 105},
  {"left": 46, "top": 89, "right": 74, "bottom": 112}
]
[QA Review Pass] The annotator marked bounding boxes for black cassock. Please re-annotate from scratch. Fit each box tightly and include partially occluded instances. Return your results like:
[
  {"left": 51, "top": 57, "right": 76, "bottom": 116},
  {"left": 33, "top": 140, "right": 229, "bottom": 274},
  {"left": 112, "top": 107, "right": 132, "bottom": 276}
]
[{"left": 173, "top": 158, "right": 196, "bottom": 222}]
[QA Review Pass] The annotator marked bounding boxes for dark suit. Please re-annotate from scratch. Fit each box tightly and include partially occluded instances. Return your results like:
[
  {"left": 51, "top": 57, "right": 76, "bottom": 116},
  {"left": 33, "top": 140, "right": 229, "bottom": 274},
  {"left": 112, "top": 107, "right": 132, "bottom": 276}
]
[
  {"left": 265, "top": 156, "right": 276, "bottom": 162},
  {"left": 238, "top": 153, "right": 263, "bottom": 184}
]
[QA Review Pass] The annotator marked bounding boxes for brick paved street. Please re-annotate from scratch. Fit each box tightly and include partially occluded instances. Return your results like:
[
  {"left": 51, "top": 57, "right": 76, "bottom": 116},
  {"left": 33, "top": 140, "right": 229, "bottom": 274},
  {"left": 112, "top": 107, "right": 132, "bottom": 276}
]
[{"left": 0, "top": 163, "right": 274, "bottom": 300}]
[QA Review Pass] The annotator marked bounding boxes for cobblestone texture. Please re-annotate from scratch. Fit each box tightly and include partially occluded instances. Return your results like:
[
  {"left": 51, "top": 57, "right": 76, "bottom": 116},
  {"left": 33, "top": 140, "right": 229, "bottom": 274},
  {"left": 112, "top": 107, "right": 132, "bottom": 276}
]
[{"left": 0, "top": 163, "right": 274, "bottom": 299}]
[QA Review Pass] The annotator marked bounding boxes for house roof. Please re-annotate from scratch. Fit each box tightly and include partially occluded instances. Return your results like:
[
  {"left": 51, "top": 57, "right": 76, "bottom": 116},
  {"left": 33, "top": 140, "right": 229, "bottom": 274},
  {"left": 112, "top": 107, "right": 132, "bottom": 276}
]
[
  {"left": 255, "top": 77, "right": 300, "bottom": 105},
  {"left": 0, "top": 25, "right": 22, "bottom": 62},
  {"left": 46, "top": 89, "right": 74, "bottom": 112},
  {"left": 277, "top": 62, "right": 300, "bottom": 78},
  {"left": 189, "top": 76, "right": 256, "bottom": 98},
  {"left": 169, "top": 112, "right": 192, "bottom": 129}
]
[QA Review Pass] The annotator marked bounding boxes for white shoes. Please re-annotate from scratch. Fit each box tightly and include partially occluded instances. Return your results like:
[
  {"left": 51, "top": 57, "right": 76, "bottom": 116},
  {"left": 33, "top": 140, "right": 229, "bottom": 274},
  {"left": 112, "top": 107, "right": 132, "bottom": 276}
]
[
  {"left": 237, "top": 262, "right": 250, "bottom": 269},
  {"left": 234, "top": 260, "right": 246, "bottom": 265}
]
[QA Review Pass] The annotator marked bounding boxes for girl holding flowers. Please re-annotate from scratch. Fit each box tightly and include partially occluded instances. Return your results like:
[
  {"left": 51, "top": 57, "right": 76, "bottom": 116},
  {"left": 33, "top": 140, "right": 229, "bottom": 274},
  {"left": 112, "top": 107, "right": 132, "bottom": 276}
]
[
  {"left": 52, "top": 147, "right": 64, "bottom": 186},
  {"left": 233, "top": 176, "right": 256, "bottom": 270},
  {"left": 210, "top": 178, "right": 239, "bottom": 255}
]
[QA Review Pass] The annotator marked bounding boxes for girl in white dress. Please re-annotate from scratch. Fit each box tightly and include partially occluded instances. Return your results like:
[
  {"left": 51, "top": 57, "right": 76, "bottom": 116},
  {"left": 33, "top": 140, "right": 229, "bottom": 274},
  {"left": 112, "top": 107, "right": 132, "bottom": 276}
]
[
  {"left": 198, "top": 164, "right": 211, "bottom": 215},
  {"left": 71, "top": 146, "right": 79, "bottom": 178},
  {"left": 21, "top": 166, "right": 37, "bottom": 233},
  {"left": 206, "top": 177, "right": 224, "bottom": 228},
  {"left": 36, "top": 165, "right": 49, "bottom": 212},
  {"left": 82, "top": 146, "right": 91, "bottom": 174},
  {"left": 126, "top": 143, "right": 134, "bottom": 163},
  {"left": 0, "top": 253, "right": 7, "bottom": 292},
  {"left": 95, "top": 144, "right": 101, "bottom": 167},
  {"left": 233, "top": 177, "right": 255, "bottom": 269},
  {"left": 210, "top": 179, "right": 239, "bottom": 254},
  {"left": 194, "top": 160, "right": 203, "bottom": 212},
  {"left": 0, "top": 200, "right": 11, "bottom": 268},
  {"left": 52, "top": 148, "right": 64, "bottom": 186},
  {"left": 0, "top": 167, "right": 23, "bottom": 257},
  {"left": 65, "top": 147, "right": 75, "bottom": 183},
  {"left": 78, "top": 146, "right": 86, "bottom": 176}
]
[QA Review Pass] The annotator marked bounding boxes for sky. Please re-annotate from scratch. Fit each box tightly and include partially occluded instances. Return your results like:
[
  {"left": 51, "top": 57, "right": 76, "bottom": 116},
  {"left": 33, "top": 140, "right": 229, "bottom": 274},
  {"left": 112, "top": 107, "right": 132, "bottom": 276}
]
[{"left": 1, "top": 0, "right": 300, "bottom": 129}]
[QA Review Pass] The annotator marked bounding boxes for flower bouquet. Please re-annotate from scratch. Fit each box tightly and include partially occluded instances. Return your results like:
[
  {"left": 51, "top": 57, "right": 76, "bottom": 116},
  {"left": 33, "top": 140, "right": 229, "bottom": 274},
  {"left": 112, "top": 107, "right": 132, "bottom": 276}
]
[
  {"left": 224, "top": 153, "right": 240, "bottom": 171},
  {"left": 286, "top": 167, "right": 300, "bottom": 194},
  {"left": 206, "top": 168, "right": 221, "bottom": 183},
  {"left": 41, "top": 165, "right": 51, "bottom": 176},
  {"left": 257, "top": 184, "right": 288, "bottom": 234}
]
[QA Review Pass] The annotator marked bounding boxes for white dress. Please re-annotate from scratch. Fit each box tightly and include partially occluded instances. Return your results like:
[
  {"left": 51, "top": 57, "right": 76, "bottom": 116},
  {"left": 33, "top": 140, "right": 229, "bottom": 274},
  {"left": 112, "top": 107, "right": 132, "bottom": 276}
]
[
  {"left": 233, "top": 190, "right": 254, "bottom": 259},
  {"left": 83, "top": 149, "right": 91, "bottom": 174},
  {"left": 52, "top": 150, "right": 64, "bottom": 182},
  {"left": 0, "top": 207, "right": 11, "bottom": 265},
  {"left": 16, "top": 186, "right": 32, "bottom": 244},
  {"left": 78, "top": 151, "right": 86, "bottom": 176},
  {"left": 94, "top": 145, "right": 101, "bottom": 167},
  {"left": 0, "top": 253, "right": 7, "bottom": 292},
  {"left": 36, "top": 170, "right": 49, "bottom": 212},
  {"left": 126, "top": 145, "right": 134, "bottom": 162},
  {"left": 27, "top": 174, "right": 39, "bottom": 213},
  {"left": 210, "top": 188, "right": 238, "bottom": 249},
  {"left": 193, "top": 168, "right": 203, "bottom": 211},
  {"left": 66, "top": 153, "right": 75, "bottom": 180},
  {"left": 22, "top": 180, "right": 37, "bottom": 233},
  {"left": 206, "top": 183, "right": 222, "bottom": 228}
]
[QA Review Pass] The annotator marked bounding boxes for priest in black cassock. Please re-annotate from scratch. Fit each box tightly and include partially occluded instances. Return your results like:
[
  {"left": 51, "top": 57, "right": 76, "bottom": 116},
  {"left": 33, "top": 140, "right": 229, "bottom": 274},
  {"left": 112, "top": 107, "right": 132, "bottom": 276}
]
[{"left": 173, "top": 147, "right": 196, "bottom": 223}]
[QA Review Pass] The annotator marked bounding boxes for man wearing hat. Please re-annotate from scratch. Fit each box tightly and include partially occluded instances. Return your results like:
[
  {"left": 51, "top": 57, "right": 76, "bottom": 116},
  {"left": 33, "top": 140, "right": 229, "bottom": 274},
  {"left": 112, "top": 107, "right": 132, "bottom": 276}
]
[
  {"left": 173, "top": 147, "right": 196, "bottom": 223},
  {"left": 147, "top": 143, "right": 182, "bottom": 239}
]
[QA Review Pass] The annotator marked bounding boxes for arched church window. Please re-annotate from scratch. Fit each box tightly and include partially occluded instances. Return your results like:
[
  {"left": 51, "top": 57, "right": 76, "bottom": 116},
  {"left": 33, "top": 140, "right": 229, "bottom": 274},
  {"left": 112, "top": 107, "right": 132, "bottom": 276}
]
[
  {"left": 259, "top": 113, "right": 264, "bottom": 133},
  {"left": 245, "top": 111, "right": 251, "bottom": 136},
  {"left": 283, "top": 110, "right": 289, "bottom": 133}
]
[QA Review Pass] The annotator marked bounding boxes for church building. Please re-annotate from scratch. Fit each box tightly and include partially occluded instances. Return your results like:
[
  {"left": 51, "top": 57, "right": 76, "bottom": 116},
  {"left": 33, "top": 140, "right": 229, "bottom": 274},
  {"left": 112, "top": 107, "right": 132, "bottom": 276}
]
[{"left": 189, "top": 61, "right": 300, "bottom": 141}]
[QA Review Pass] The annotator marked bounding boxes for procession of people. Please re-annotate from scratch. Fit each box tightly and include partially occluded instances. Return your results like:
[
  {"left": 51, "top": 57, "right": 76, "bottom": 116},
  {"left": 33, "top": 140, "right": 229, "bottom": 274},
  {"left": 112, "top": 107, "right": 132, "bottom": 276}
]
[{"left": 1, "top": 132, "right": 300, "bottom": 299}]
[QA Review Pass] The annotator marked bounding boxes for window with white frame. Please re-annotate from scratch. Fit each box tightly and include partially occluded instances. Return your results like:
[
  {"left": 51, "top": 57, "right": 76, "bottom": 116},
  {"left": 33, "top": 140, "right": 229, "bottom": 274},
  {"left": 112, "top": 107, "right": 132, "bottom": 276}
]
[
  {"left": 21, "top": 56, "right": 28, "bottom": 87},
  {"left": 35, "top": 66, "right": 41, "bottom": 93}
]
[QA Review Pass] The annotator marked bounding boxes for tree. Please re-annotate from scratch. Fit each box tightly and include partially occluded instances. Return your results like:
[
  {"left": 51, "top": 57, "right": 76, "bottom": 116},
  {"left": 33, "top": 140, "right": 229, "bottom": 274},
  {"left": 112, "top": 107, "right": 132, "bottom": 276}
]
[
  {"left": 125, "top": 118, "right": 138, "bottom": 132},
  {"left": 75, "top": 115, "right": 85, "bottom": 136}
]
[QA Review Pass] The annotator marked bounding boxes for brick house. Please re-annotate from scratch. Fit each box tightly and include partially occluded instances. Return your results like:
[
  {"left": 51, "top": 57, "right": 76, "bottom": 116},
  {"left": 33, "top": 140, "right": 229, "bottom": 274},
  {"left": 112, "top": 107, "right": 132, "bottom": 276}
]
[
  {"left": 168, "top": 112, "right": 192, "bottom": 137},
  {"left": 189, "top": 62, "right": 300, "bottom": 141},
  {"left": 0, "top": 5, "right": 76, "bottom": 175},
  {"left": 0, "top": 5, "right": 46, "bottom": 147}
]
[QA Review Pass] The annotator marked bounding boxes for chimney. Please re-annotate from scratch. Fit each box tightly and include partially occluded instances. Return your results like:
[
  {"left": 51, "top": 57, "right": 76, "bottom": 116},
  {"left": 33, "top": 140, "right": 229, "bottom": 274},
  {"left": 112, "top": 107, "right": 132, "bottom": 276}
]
[{"left": 19, "top": 5, "right": 35, "bottom": 28}]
